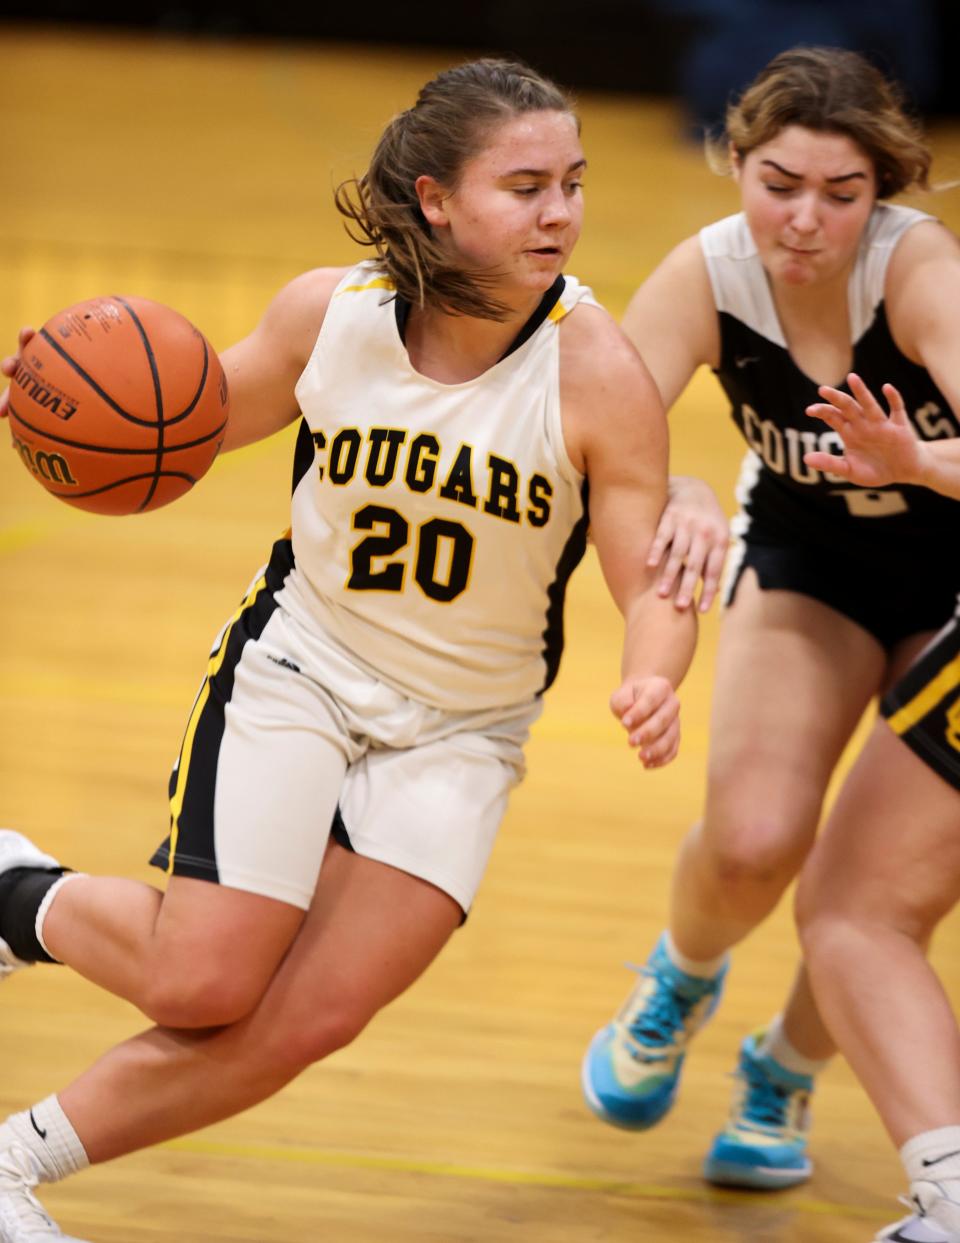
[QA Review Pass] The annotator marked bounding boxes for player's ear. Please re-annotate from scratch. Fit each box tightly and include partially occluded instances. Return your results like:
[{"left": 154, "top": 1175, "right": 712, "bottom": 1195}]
[
  {"left": 729, "top": 143, "right": 743, "bottom": 183},
  {"left": 416, "top": 176, "right": 450, "bottom": 228}
]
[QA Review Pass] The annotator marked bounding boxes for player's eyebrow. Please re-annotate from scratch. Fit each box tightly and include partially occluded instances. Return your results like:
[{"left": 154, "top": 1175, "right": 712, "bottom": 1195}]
[
  {"left": 761, "top": 158, "right": 868, "bottom": 184},
  {"left": 502, "top": 159, "right": 588, "bottom": 178}
]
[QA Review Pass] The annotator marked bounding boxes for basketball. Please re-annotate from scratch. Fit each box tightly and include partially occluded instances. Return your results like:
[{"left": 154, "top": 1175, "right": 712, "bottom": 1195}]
[{"left": 7, "top": 295, "right": 229, "bottom": 514}]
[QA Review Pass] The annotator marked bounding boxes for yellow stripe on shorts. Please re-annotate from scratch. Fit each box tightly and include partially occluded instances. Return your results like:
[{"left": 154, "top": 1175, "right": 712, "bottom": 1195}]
[
  {"left": 886, "top": 652, "right": 960, "bottom": 737},
  {"left": 166, "top": 570, "right": 269, "bottom": 872}
]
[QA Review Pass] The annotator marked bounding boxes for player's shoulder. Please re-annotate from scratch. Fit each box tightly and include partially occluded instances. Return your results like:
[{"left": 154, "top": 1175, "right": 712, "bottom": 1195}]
[
  {"left": 887, "top": 216, "right": 960, "bottom": 311},
  {"left": 260, "top": 267, "right": 352, "bottom": 367},
  {"left": 560, "top": 300, "right": 646, "bottom": 384},
  {"left": 891, "top": 214, "right": 960, "bottom": 263}
]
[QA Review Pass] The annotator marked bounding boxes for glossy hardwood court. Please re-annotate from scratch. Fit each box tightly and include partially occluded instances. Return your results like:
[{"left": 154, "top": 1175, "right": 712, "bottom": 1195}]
[{"left": 1, "top": 23, "right": 959, "bottom": 1243}]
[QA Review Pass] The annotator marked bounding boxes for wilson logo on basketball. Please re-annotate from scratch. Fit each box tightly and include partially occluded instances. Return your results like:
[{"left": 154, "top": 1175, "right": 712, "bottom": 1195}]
[
  {"left": 9, "top": 429, "right": 78, "bottom": 487},
  {"left": 13, "top": 362, "right": 79, "bottom": 421}
]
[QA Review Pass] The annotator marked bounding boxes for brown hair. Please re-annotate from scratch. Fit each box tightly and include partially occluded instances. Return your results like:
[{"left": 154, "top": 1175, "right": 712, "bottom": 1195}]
[
  {"left": 710, "top": 46, "right": 931, "bottom": 198},
  {"left": 335, "top": 58, "right": 577, "bottom": 320}
]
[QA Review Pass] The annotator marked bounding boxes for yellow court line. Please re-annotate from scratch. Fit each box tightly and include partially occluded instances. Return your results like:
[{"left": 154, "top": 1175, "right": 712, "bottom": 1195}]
[
  {"left": 0, "top": 522, "right": 54, "bottom": 555},
  {"left": 163, "top": 1137, "right": 885, "bottom": 1222}
]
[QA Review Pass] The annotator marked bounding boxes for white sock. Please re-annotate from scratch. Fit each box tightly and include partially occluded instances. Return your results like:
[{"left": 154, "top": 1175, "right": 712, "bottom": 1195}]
[
  {"left": 757, "top": 1014, "right": 832, "bottom": 1077},
  {"left": 903, "top": 1126, "right": 960, "bottom": 1197},
  {"left": 663, "top": 930, "right": 728, "bottom": 980},
  {"left": 0, "top": 1097, "right": 89, "bottom": 1184}
]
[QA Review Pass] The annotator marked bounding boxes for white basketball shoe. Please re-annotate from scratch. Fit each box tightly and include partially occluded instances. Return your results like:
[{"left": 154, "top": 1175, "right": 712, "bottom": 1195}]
[
  {"left": 0, "top": 831, "right": 61, "bottom": 980},
  {"left": 0, "top": 1143, "right": 88, "bottom": 1242}
]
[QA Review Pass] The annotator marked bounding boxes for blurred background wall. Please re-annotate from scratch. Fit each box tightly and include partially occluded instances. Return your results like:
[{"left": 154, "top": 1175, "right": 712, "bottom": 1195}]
[{"left": 0, "top": 0, "right": 955, "bottom": 124}]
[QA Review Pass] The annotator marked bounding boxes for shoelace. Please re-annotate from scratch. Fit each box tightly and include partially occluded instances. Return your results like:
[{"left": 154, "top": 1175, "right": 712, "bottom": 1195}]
[
  {"left": 624, "top": 963, "right": 710, "bottom": 1049},
  {"left": 732, "top": 1059, "right": 796, "bottom": 1133}
]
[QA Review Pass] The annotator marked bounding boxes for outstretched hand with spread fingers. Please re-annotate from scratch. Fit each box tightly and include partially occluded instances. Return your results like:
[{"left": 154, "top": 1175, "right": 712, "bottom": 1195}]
[{"left": 804, "top": 372, "right": 925, "bottom": 487}]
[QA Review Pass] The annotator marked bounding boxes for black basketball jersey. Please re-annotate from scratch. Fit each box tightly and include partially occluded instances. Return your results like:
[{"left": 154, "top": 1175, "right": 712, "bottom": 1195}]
[{"left": 702, "top": 206, "right": 960, "bottom": 554}]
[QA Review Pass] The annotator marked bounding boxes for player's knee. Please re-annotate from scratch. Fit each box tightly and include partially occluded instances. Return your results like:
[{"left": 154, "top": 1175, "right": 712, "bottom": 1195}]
[
  {"left": 269, "top": 999, "right": 373, "bottom": 1073},
  {"left": 706, "top": 819, "right": 809, "bottom": 892},
  {"left": 142, "top": 968, "right": 266, "bottom": 1029}
]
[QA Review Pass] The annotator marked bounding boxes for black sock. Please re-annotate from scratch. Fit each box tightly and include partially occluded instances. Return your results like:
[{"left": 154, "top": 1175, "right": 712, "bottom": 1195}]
[{"left": 0, "top": 867, "right": 67, "bottom": 963}]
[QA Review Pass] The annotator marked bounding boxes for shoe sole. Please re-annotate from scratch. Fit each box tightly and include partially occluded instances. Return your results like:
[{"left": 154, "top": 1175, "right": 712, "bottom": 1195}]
[{"left": 703, "top": 1156, "right": 812, "bottom": 1189}]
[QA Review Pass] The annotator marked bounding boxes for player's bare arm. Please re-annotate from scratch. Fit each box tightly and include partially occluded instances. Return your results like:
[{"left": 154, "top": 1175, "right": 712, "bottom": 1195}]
[
  {"left": 622, "top": 235, "right": 728, "bottom": 611},
  {"left": 219, "top": 266, "right": 347, "bottom": 452},
  {"left": 560, "top": 305, "right": 698, "bottom": 768},
  {"left": 806, "top": 224, "right": 960, "bottom": 499}
]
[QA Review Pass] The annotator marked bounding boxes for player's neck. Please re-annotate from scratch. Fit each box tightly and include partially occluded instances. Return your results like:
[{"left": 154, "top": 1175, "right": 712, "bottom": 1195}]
[{"left": 405, "top": 296, "right": 540, "bottom": 384}]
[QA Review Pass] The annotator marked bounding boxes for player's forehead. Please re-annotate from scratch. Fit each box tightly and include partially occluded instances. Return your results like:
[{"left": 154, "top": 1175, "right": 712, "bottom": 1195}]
[
  {"left": 461, "top": 110, "right": 583, "bottom": 180},
  {"left": 747, "top": 125, "right": 875, "bottom": 182}
]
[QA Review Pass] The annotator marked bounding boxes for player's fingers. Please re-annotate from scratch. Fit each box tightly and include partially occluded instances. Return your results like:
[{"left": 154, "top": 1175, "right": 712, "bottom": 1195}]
[
  {"left": 628, "top": 694, "right": 679, "bottom": 749},
  {"left": 657, "top": 531, "right": 691, "bottom": 599},
  {"left": 698, "top": 541, "right": 728, "bottom": 613},
  {"left": 646, "top": 513, "right": 675, "bottom": 568},
  {"left": 621, "top": 678, "right": 674, "bottom": 732},
  {"left": 882, "top": 383, "right": 910, "bottom": 424},
  {"left": 845, "top": 372, "right": 886, "bottom": 420},
  {"left": 806, "top": 401, "right": 845, "bottom": 430},
  {"left": 804, "top": 449, "right": 851, "bottom": 476},
  {"left": 639, "top": 719, "right": 681, "bottom": 768},
  {"left": 674, "top": 535, "right": 707, "bottom": 611}
]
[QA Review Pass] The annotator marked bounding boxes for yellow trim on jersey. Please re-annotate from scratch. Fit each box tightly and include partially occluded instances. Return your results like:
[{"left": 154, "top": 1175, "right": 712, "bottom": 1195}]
[
  {"left": 886, "top": 653, "right": 960, "bottom": 737},
  {"left": 548, "top": 302, "right": 569, "bottom": 323},
  {"left": 336, "top": 276, "right": 396, "bottom": 296},
  {"left": 166, "top": 571, "right": 269, "bottom": 872}
]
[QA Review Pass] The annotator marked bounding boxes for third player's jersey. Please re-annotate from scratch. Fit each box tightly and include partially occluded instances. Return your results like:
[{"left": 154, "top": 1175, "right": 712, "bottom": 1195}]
[
  {"left": 278, "top": 261, "right": 594, "bottom": 712},
  {"left": 701, "top": 205, "right": 960, "bottom": 551}
]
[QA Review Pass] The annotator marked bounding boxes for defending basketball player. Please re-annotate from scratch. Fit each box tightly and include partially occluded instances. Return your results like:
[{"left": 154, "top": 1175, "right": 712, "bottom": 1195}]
[
  {"left": 787, "top": 381, "right": 960, "bottom": 1243},
  {"left": 581, "top": 45, "right": 960, "bottom": 1193},
  {"left": 0, "top": 59, "right": 696, "bottom": 1242}
]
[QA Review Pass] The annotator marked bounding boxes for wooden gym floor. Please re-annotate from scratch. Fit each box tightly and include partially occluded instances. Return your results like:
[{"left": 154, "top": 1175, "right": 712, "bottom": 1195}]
[{"left": 1, "top": 23, "right": 959, "bottom": 1243}]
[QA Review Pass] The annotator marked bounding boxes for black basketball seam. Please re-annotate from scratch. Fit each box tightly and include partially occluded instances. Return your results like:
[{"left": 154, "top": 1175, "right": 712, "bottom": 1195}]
[
  {"left": 44, "top": 470, "right": 199, "bottom": 499},
  {"left": 37, "top": 327, "right": 162, "bottom": 430},
  {"left": 114, "top": 296, "right": 165, "bottom": 512},
  {"left": 166, "top": 338, "right": 210, "bottom": 426},
  {"left": 8, "top": 400, "right": 227, "bottom": 456}
]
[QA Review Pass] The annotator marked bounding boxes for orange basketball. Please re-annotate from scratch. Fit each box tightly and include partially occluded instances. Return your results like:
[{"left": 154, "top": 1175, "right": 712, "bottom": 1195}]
[{"left": 7, "top": 295, "right": 229, "bottom": 514}]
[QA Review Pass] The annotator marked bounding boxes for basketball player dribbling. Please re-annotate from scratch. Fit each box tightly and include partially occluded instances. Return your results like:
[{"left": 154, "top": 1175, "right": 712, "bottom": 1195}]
[
  {"left": 581, "top": 45, "right": 960, "bottom": 1193},
  {"left": 796, "top": 379, "right": 960, "bottom": 1243},
  {"left": 0, "top": 59, "right": 697, "bottom": 1241}
]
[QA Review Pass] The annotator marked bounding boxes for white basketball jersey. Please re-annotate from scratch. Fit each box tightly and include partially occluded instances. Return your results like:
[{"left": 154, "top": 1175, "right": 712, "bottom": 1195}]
[{"left": 279, "top": 261, "right": 596, "bottom": 712}]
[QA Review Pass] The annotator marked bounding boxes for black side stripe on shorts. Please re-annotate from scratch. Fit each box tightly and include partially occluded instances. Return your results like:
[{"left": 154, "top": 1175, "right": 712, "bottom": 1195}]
[{"left": 153, "top": 535, "right": 297, "bottom": 878}]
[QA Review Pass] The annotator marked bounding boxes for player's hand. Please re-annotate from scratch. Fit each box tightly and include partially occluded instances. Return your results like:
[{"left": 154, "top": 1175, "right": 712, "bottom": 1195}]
[
  {"left": 648, "top": 475, "right": 729, "bottom": 613},
  {"left": 0, "top": 326, "right": 36, "bottom": 419},
  {"left": 610, "top": 675, "right": 680, "bottom": 768},
  {"left": 805, "top": 372, "right": 924, "bottom": 486}
]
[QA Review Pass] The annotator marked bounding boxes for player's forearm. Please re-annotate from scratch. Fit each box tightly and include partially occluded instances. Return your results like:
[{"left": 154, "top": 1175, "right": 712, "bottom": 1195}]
[
  {"left": 621, "top": 593, "right": 698, "bottom": 689},
  {"left": 914, "top": 438, "right": 960, "bottom": 501}
]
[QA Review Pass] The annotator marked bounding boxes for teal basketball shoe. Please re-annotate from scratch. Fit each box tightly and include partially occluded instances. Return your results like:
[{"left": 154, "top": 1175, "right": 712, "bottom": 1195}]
[
  {"left": 581, "top": 934, "right": 727, "bottom": 1129},
  {"left": 703, "top": 1031, "right": 813, "bottom": 1188}
]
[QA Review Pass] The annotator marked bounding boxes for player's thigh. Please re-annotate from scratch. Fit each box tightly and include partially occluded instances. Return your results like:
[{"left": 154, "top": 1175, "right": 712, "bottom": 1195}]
[
  {"left": 253, "top": 841, "right": 462, "bottom": 1062},
  {"left": 706, "top": 571, "right": 887, "bottom": 830},
  {"left": 800, "top": 719, "right": 960, "bottom": 937},
  {"left": 151, "top": 624, "right": 358, "bottom": 993}
]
